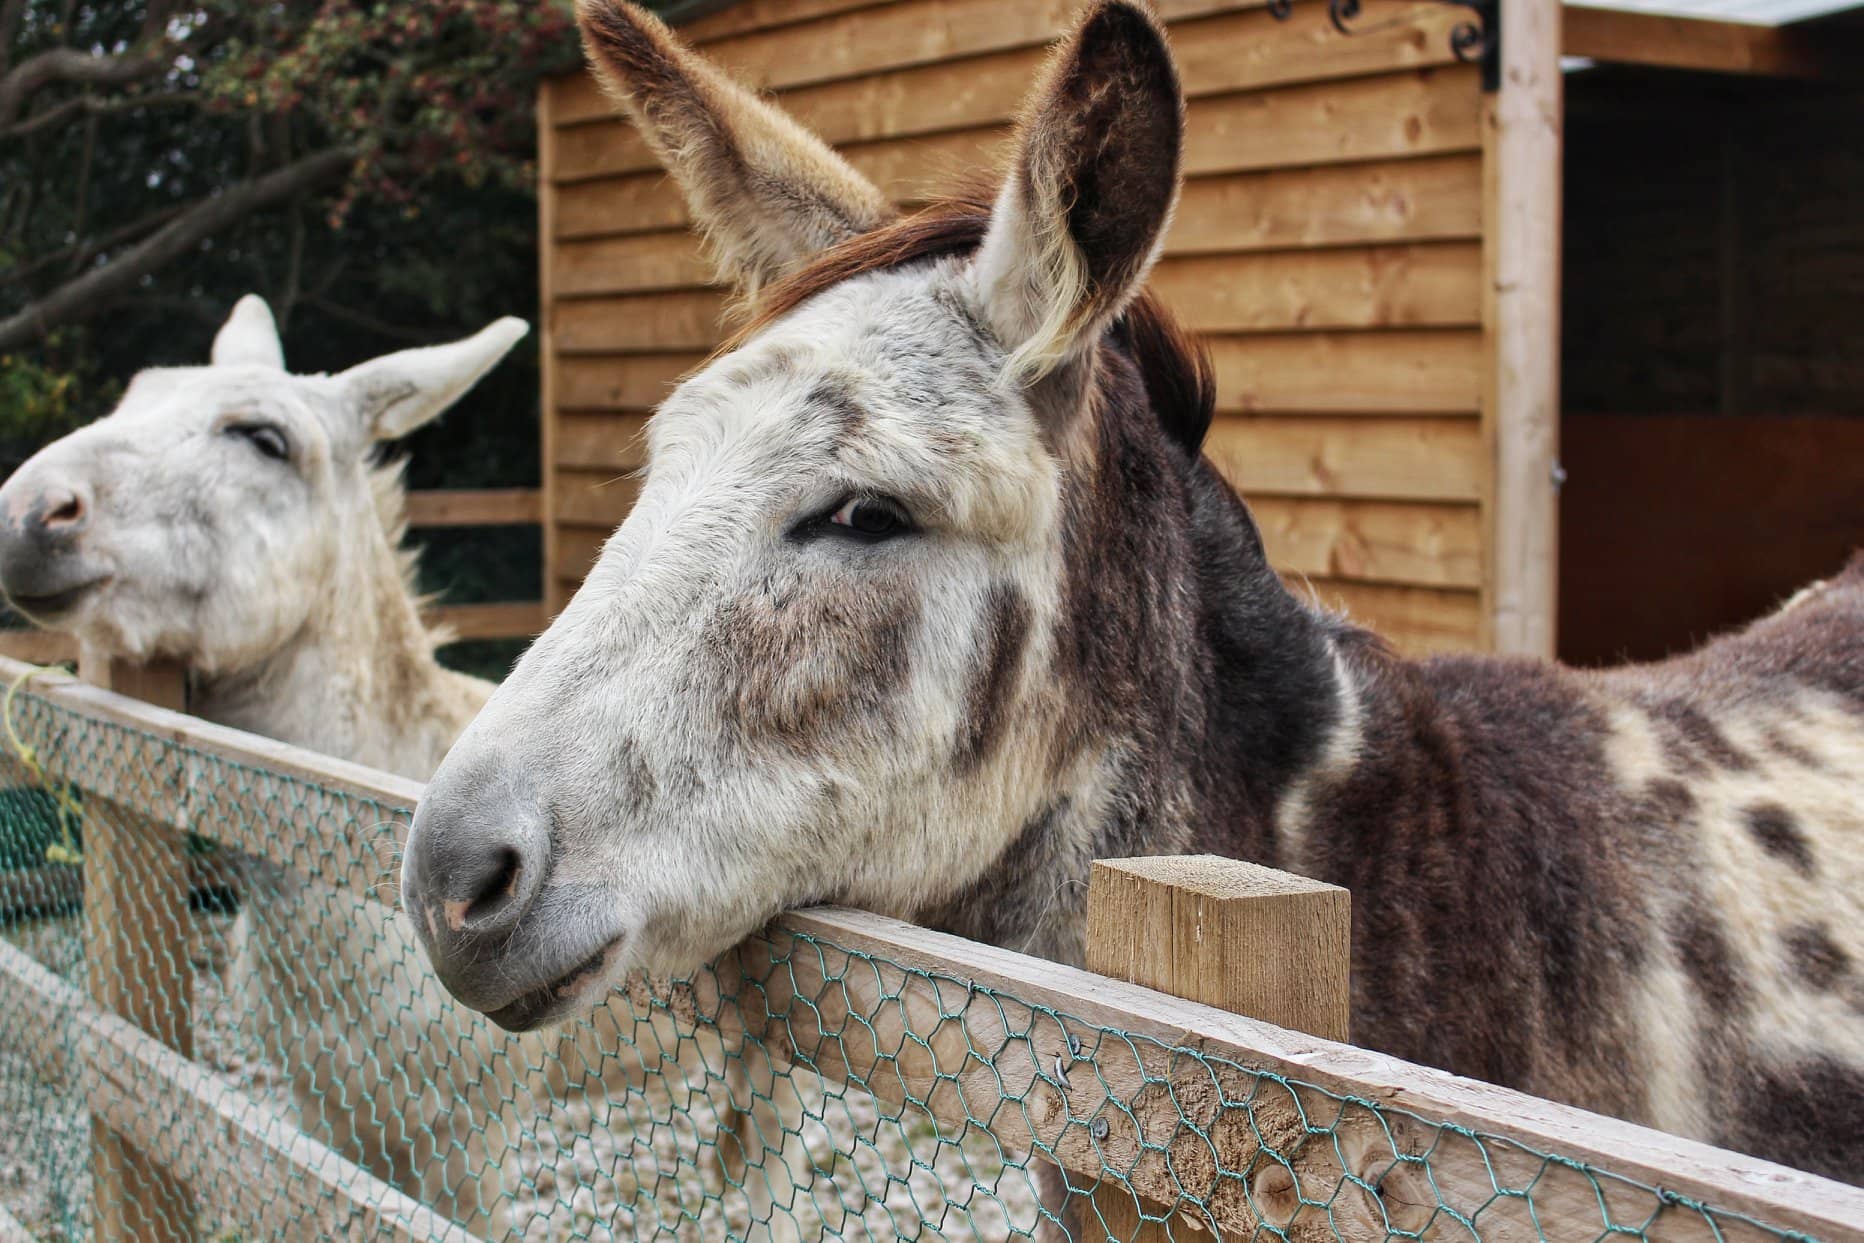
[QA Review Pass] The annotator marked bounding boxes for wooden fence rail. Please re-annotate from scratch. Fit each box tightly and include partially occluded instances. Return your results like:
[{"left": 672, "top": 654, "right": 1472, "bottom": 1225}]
[{"left": 0, "top": 655, "right": 1859, "bottom": 1242}]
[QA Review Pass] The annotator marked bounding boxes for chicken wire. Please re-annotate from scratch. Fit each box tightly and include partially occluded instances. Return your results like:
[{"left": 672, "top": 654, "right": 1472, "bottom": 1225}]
[{"left": 0, "top": 669, "right": 1833, "bottom": 1243}]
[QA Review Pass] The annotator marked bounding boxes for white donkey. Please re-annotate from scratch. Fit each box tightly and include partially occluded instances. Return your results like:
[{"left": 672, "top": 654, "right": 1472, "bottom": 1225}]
[{"left": 0, "top": 301, "right": 751, "bottom": 1236}]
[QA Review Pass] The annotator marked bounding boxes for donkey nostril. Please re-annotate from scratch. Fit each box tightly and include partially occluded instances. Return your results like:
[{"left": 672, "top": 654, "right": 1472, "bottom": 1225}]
[
  {"left": 444, "top": 847, "right": 527, "bottom": 933},
  {"left": 40, "top": 491, "right": 85, "bottom": 531}
]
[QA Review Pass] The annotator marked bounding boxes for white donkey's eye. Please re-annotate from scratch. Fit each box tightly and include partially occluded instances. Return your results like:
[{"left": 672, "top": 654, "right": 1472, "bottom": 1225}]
[
  {"left": 828, "top": 496, "right": 911, "bottom": 540},
  {"left": 226, "top": 422, "right": 290, "bottom": 462}
]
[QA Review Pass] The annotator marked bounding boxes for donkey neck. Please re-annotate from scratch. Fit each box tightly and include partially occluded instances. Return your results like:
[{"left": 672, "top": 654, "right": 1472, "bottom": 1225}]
[
  {"left": 191, "top": 516, "right": 490, "bottom": 781},
  {"left": 924, "top": 358, "right": 1350, "bottom": 963}
]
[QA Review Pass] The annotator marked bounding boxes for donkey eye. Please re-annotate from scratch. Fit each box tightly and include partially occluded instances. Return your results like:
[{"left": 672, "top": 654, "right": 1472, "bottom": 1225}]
[
  {"left": 827, "top": 497, "right": 911, "bottom": 540},
  {"left": 227, "top": 423, "right": 290, "bottom": 462}
]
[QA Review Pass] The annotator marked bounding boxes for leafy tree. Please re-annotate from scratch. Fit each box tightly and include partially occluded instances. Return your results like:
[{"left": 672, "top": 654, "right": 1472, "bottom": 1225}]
[
  {"left": 0, "top": 1, "right": 613, "bottom": 677},
  {"left": 0, "top": 0, "right": 580, "bottom": 351}
]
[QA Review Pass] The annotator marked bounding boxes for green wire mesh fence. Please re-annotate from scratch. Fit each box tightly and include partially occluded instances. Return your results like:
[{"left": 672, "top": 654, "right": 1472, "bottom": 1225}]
[{"left": 0, "top": 663, "right": 1848, "bottom": 1242}]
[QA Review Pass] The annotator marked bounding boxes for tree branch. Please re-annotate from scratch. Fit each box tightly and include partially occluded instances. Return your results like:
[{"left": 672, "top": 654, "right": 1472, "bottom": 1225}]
[
  {"left": 0, "top": 145, "right": 359, "bottom": 350},
  {"left": 0, "top": 0, "right": 28, "bottom": 75},
  {"left": 0, "top": 43, "right": 170, "bottom": 131},
  {"left": 0, "top": 201, "right": 187, "bottom": 287},
  {"left": 3, "top": 89, "right": 200, "bottom": 141},
  {"left": 302, "top": 291, "right": 441, "bottom": 345}
]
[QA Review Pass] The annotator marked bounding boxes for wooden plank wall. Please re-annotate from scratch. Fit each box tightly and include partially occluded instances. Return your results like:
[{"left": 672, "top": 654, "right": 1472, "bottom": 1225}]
[{"left": 538, "top": 0, "right": 1490, "bottom": 653}]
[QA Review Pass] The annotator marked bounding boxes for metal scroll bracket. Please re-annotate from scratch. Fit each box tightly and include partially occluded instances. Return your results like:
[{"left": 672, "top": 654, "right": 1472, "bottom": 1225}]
[{"left": 1267, "top": 0, "right": 1502, "bottom": 91}]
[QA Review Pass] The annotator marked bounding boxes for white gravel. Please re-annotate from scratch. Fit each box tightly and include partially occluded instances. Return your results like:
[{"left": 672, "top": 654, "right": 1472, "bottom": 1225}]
[{"left": 0, "top": 911, "right": 1043, "bottom": 1241}]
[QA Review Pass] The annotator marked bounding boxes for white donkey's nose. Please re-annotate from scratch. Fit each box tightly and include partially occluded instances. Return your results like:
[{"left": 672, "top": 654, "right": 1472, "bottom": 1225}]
[{"left": 0, "top": 463, "right": 102, "bottom": 617}]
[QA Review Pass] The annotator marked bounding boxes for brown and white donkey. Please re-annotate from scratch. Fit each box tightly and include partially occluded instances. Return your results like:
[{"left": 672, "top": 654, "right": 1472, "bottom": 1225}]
[{"left": 403, "top": 0, "right": 1864, "bottom": 1188}]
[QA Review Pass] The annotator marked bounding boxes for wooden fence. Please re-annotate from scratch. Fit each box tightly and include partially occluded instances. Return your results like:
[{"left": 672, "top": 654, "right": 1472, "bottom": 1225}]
[{"left": 0, "top": 653, "right": 1859, "bottom": 1241}]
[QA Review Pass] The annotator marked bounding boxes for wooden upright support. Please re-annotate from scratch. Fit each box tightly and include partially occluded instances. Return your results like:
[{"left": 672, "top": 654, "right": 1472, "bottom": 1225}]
[
  {"left": 1483, "top": 0, "right": 1564, "bottom": 657},
  {"left": 1084, "top": 856, "right": 1351, "bottom": 1242},
  {"left": 78, "top": 645, "right": 196, "bottom": 1243}
]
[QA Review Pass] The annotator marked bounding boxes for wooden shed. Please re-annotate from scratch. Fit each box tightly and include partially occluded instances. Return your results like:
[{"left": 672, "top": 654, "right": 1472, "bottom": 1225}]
[{"left": 532, "top": 0, "right": 1863, "bottom": 660}]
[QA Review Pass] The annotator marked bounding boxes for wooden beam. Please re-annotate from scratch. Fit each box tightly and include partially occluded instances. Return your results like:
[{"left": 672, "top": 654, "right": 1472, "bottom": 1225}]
[
  {"left": 1206, "top": 415, "right": 1486, "bottom": 503},
  {"left": 76, "top": 651, "right": 195, "bottom": 1243},
  {"left": 540, "top": 78, "right": 567, "bottom": 618},
  {"left": 1084, "top": 858, "right": 1351, "bottom": 1238},
  {"left": 0, "top": 940, "right": 478, "bottom": 1243},
  {"left": 1250, "top": 497, "right": 1484, "bottom": 589},
  {"left": 0, "top": 631, "right": 75, "bottom": 666},
  {"left": 403, "top": 488, "right": 542, "bottom": 528},
  {"left": 1562, "top": 7, "right": 1847, "bottom": 79},
  {"left": 423, "top": 600, "right": 546, "bottom": 642},
  {"left": 1207, "top": 330, "right": 1484, "bottom": 416},
  {"left": 1483, "top": 0, "right": 1563, "bottom": 657}
]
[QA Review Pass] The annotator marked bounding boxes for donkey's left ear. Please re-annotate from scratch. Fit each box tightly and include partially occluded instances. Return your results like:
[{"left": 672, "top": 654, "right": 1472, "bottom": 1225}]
[
  {"left": 577, "top": 0, "right": 896, "bottom": 294},
  {"left": 971, "top": 0, "right": 1182, "bottom": 380},
  {"left": 211, "top": 295, "right": 286, "bottom": 370},
  {"left": 338, "top": 318, "right": 530, "bottom": 441}
]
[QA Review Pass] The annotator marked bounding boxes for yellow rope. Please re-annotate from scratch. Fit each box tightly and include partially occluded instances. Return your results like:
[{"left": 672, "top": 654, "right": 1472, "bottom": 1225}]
[{"left": 3, "top": 664, "right": 84, "bottom": 865}]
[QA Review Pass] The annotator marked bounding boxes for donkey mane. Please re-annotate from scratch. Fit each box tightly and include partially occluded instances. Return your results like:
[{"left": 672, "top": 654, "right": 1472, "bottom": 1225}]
[
  {"left": 366, "top": 453, "right": 457, "bottom": 648},
  {"left": 736, "top": 191, "right": 1218, "bottom": 456}
]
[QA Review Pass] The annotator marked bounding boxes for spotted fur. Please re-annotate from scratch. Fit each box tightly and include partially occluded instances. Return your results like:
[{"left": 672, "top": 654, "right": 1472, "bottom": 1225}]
[{"left": 407, "top": 0, "right": 1863, "bottom": 1193}]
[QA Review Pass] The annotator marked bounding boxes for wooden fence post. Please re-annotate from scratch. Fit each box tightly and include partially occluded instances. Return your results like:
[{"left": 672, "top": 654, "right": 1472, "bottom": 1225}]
[
  {"left": 1084, "top": 855, "right": 1351, "bottom": 1242},
  {"left": 79, "top": 645, "right": 196, "bottom": 1243}
]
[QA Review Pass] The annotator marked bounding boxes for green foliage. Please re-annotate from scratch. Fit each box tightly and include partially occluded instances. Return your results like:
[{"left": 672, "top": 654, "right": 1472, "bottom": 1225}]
[
  {"left": 0, "top": 335, "right": 108, "bottom": 465},
  {"left": 0, "top": 1, "right": 613, "bottom": 649}
]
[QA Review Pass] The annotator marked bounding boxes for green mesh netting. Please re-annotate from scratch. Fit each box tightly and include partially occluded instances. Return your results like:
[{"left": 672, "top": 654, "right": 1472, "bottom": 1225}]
[{"left": 0, "top": 675, "right": 1830, "bottom": 1242}]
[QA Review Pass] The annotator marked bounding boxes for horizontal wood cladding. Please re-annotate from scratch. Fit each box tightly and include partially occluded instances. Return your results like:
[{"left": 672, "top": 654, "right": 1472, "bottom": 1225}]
[
  {"left": 558, "top": 2, "right": 1467, "bottom": 171},
  {"left": 540, "top": 0, "right": 1493, "bottom": 652},
  {"left": 555, "top": 152, "right": 1483, "bottom": 258},
  {"left": 556, "top": 291, "right": 728, "bottom": 353},
  {"left": 557, "top": 411, "right": 652, "bottom": 469},
  {"left": 1166, "top": 155, "right": 1481, "bottom": 254},
  {"left": 552, "top": 0, "right": 1440, "bottom": 126},
  {"left": 552, "top": 327, "right": 1483, "bottom": 412},
  {"left": 1208, "top": 330, "right": 1482, "bottom": 414},
  {"left": 1204, "top": 415, "right": 1483, "bottom": 501},
  {"left": 557, "top": 353, "right": 704, "bottom": 409},
  {"left": 552, "top": 64, "right": 1480, "bottom": 184},
  {"left": 554, "top": 155, "right": 1481, "bottom": 272},
  {"left": 1151, "top": 243, "right": 1482, "bottom": 333},
  {"left": 1254, "top": 497, "right": 1481, "bottom": 588},
  {"left": 1294, "top": 579, "right": 1483, "bottom": 654},
  {"left": 555, "top": 524, "right": 613, "bottom": 587},
  {"left": 554, "top": 468, "right": 643, "bottom": 529},
  {"left": 556, "top": 245, "right": 1482, "bottom": 334}
]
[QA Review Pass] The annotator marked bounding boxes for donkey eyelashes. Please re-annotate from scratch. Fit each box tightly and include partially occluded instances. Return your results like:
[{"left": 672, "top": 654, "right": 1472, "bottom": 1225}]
[
  {"left": 792, "top": 495, "right": 915, "bottom": 544},
  {"left": 224, "top": 421, "right": 291, "bottom": 463}
]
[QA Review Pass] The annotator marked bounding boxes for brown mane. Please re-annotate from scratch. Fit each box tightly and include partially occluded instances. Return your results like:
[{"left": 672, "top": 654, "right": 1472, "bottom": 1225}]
[{"left": 731, "top": 192, "right": 1217, "bottom": 454}]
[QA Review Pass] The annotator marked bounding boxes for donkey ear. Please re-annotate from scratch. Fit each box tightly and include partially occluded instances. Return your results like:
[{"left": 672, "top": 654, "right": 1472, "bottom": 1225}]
[
  {"left": 971, "top": 1, "right": 1182, "bottom": 379},
  {"left": 211, "top": 295, "right": 285, "bottom": 370},
  {"left": 576, "top": 0, "right": 896, "bottom": 293},
  {"left": 338, "top": 318, "right": 530, "bottom": 442}
]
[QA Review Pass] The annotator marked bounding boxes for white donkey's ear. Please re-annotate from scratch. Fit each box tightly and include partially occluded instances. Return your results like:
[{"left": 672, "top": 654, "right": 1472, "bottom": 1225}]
[
  {"left": 338, "top": 318, "right": 530, "bottom": 441},
  {"left": 211, "top": 294, "right": 285, "bottom": 370},
  {"left": 971, "top": 0, "right": 1183, "bottom": 380},
  {"left": 576, "top": 0, "right": 896, "bottom": 294}
]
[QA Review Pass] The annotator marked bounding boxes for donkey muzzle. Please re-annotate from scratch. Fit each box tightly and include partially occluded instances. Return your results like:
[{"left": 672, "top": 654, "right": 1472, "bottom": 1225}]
[
  {"left": 0, "top": 470, "right": 106, "bottom": 619},
  {"left": 403, "top": 757, "right": 620, "bottom": 1029}
]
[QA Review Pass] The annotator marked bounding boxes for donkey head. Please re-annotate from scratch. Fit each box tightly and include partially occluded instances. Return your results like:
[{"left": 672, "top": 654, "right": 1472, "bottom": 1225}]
[
  {"left": 0, "top": 297, "right": 527, "bottom": 673},
  {"left": 404, "top": 0, "right": 1187, "bottom": 1030}
]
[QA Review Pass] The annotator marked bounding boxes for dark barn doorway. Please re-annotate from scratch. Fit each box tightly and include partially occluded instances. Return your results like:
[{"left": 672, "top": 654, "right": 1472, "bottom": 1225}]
[{"left": 1558, "top": 51, "right": 1864, "bottom": 666}]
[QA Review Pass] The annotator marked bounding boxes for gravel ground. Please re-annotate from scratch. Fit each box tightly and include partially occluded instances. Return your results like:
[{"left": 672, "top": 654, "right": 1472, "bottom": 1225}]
[{"left": 0, "top": 911, "right": 1044, "bottom": 1241}]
